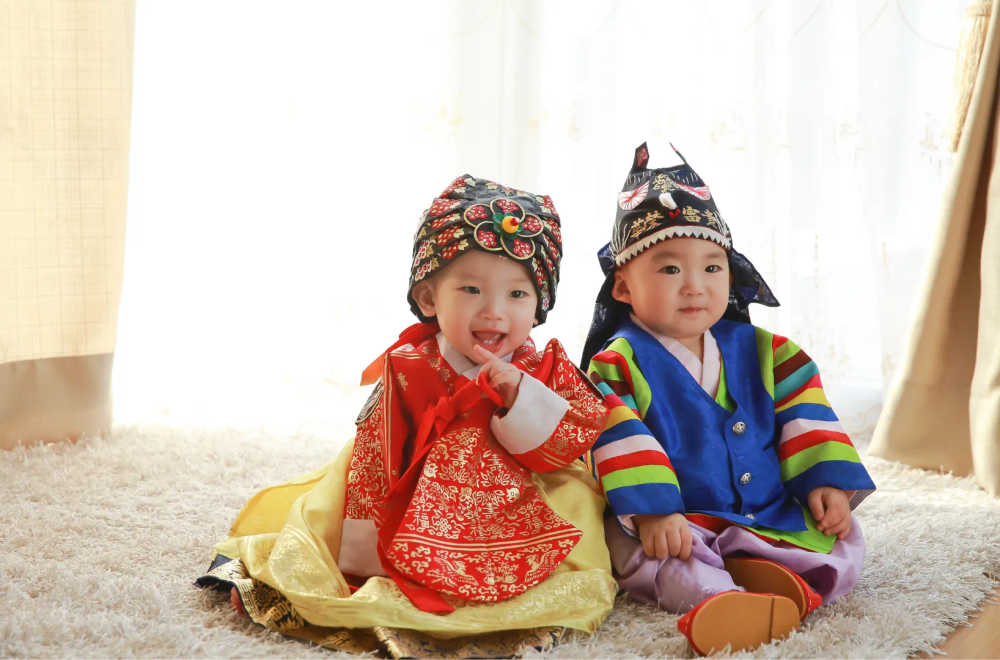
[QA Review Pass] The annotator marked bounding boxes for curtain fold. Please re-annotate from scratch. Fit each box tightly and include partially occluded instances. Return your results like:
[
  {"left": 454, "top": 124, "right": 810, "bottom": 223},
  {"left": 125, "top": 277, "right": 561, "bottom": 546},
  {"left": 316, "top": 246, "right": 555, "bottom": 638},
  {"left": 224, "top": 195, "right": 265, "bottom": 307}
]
[
  {"left": 0, "top": 0, "right": 135, "bottom": 449},
  {"left": 870, "top": 0, "right": 1000, "bottom": 495}
]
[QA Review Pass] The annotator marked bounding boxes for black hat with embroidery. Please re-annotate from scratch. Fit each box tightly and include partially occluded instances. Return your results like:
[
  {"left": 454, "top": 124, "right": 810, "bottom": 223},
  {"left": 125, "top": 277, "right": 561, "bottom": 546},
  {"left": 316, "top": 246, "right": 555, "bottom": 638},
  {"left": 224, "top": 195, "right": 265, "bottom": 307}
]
[
  {"left": 408, "top": 174, "right": 563, "bottom": 324},
  {"left": 580, "top": 142, "right": 779, "bottom": 367}
]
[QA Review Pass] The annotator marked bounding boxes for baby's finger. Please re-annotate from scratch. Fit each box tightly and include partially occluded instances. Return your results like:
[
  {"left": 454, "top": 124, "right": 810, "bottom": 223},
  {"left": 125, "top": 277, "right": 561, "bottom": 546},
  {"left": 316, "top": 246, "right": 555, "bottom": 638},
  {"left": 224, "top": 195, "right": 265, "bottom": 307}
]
[
  {"left": 808, "top": 490, "right": 826, "bottom": 522},
  {"left": 679, "top": 526, "right": 693, "bottom": 561},
  {"left": 472, "top": 344, "right": 500, "bottom": 365},
  {"left": 640, "top": 532, "right": 655, "bottom": 559},
  {"left": 654, "top": 532, "right": 670, "bottom": 560},
  {"left": 666, "top": 527, "right": 682, "bottom": 558}
]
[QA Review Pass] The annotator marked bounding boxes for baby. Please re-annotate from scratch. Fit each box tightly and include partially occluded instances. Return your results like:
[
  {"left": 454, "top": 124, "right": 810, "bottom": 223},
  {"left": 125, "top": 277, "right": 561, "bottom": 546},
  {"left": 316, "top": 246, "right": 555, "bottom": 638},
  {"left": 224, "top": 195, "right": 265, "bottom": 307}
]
[
  {"left": 581, "top": 143, "right": 877, "bottom": 655},
  {"left": 198, "top": 175, "right": 616, "bottom": 657}
]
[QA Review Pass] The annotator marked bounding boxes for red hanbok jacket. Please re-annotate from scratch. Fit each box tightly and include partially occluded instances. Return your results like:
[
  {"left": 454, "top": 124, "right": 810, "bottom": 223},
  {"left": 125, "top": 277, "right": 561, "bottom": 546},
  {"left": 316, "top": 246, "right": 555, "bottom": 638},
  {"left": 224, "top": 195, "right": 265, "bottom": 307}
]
[{"left": 346, "top": 323, "right": 607, "bottom": 613}]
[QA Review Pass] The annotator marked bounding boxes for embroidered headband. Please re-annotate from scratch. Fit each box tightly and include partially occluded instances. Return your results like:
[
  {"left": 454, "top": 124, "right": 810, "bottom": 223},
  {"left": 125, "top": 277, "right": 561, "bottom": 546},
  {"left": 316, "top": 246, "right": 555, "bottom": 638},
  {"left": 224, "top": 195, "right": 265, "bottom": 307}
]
[
  {"left": 407, "top": 175, "right": 563, "bottom": 324},
  {"left": 581, "top": 142, "right": 779, "bottom": 366}
]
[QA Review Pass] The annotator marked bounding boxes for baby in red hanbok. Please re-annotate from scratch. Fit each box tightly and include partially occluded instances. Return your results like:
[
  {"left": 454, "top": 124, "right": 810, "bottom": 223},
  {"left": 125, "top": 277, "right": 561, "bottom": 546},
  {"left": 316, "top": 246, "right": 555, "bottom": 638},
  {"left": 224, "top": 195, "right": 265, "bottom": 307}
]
[{"left": 197, "top": 175, "right": 616, "bottom": 658}]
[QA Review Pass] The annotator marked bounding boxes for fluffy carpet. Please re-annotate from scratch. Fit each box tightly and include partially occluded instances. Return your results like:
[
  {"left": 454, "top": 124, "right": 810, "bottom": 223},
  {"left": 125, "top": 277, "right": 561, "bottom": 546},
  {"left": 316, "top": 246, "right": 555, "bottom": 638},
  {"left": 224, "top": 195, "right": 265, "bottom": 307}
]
[{"left": 2, "top": 396, "right": 999, "bottom": 658}]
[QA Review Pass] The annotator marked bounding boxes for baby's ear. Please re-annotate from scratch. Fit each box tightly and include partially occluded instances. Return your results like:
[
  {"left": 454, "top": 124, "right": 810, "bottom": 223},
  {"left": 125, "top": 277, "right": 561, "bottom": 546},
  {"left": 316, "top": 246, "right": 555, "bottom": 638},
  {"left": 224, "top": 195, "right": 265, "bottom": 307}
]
[
  {"left": 411, "top": 281, "right": 437, "bottom": 318},
  {"left": 610, "top": 270, "right": 633, "bottom": 305}
]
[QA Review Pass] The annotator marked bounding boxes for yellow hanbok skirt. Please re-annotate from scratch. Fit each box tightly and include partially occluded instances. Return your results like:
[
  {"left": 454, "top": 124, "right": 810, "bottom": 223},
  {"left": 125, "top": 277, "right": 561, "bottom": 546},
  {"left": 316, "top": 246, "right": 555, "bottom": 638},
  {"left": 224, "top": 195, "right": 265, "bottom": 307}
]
[{"left": 199, "top": 439, "right": 617, "bottom": 657}]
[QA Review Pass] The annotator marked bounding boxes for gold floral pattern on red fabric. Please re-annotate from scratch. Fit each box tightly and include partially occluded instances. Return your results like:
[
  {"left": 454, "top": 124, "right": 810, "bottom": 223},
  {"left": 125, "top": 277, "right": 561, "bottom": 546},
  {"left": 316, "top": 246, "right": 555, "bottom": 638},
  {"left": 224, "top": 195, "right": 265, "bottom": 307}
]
[
  {"left": 384, "top": 425, "right": 581, "bottom": 601},
  {"left": 347, "top": 395, "right": 388, "bottom": 522},
  {"left": 344, "top": 333, "right": 608, "bottom": 606}
]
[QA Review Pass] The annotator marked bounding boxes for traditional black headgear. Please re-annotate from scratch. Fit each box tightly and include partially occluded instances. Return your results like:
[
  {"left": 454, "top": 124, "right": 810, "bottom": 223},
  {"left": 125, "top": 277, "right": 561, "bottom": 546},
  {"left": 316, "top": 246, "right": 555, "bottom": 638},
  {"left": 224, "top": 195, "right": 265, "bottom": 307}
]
[
  {"left": 580, "top": 142, "right": 779, "bottom": 366},
  {"left": 408, "top": 175, "right": 563, "bottom": 324}
]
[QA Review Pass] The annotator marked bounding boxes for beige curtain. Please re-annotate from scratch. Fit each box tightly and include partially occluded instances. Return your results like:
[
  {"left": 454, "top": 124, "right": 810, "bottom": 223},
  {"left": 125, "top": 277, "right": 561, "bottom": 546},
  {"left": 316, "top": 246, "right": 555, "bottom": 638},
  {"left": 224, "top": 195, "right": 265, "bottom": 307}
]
[
  {"left": 0, "top": 1, "right": 135, "bottom": 449},
  {"left": 870, "top": 0, "right": 1000, "bottom": 495}
]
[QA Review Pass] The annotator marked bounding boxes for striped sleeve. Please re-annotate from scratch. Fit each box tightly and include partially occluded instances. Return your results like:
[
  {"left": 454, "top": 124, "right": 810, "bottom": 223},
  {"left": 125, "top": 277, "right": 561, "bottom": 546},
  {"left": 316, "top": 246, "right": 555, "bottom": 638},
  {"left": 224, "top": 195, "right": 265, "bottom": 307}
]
[
  {"left": 586, "top": 340, "right": 685, "bottom": 518},
  {"left": 762, "top": 330, "right": 876, "bottom": 508}
]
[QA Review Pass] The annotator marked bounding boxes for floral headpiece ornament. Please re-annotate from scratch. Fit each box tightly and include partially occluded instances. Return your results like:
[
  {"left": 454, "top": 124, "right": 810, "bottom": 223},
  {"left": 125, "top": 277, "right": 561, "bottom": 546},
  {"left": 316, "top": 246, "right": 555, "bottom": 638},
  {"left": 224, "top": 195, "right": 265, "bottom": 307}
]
[
  {"left": 581, "top": 142, "right": 779, "bottom": 366},
  {"left": 408, "top": 174, "right": 563, "bottom": 324}
]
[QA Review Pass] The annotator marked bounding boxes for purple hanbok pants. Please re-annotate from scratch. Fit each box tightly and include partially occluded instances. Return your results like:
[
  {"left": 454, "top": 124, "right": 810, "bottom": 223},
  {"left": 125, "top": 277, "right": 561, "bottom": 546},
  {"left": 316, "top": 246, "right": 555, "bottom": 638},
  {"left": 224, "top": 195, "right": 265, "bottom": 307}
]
[{"left": 605, "top": 515, "right": 865, "bottom": 613}]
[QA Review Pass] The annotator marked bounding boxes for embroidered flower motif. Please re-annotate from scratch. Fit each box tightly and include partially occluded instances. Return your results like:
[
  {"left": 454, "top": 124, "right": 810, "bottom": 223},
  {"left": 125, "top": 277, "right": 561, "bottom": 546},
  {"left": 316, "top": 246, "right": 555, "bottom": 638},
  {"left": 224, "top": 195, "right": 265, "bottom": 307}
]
[
  {"left": 441, "top": 239, "right": 469, "bottom": 260},
  {"left": 440, "top": 175, "right": 476, "bottom": 198},
  {"left": 463, "top": 198, "right": 543, "bottom": 260},
  {"left": 673, "top": 178, "right": 712, "bottom": 200},
  {"left": 429, "top": 198, "right": 462, "bottom": 217},
  {"left": 413, "top": 239, "right": 435, "bottom": 266},
  {"left": 618, "top": 181, "right": 649, "bottom": 210},
  {"left": 414, "top": 258, "right": 439, "bottom": 282},
  {"left": 430, "top": 212, "right": 461, "bottom": 230},
  {"left": 537, "top": 195, "right": 558, "bottom": 217},
  {"left": 435, "top": 226, "right": 464, "bottom": 246}
]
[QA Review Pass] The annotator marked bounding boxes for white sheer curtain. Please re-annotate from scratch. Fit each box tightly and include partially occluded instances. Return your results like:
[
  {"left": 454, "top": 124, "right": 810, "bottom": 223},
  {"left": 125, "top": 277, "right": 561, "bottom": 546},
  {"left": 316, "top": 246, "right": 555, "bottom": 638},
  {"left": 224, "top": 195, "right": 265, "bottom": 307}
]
[{"left": 115, "top": 0, "right": 964, "bottom": 432}]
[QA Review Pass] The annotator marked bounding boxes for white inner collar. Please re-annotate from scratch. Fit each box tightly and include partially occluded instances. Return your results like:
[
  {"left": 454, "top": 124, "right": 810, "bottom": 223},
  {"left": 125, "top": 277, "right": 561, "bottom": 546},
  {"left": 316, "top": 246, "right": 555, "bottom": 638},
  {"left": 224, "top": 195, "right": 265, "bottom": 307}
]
[{"left": 629, "top": 314, "right": 721, "bottom": 397}]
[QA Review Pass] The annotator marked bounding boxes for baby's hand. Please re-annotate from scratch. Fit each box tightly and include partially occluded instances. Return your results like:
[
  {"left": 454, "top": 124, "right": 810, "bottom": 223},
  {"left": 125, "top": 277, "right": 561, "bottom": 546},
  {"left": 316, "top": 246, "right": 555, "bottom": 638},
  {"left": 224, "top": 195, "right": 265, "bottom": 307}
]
[
  {"left": 472, "top": 344, "right": 523, "bottom": 408},
  {"left": 633, "top": 512, "right": 692, "bottom": 560},
  {"left": 808, "top": 486, "right": 852, "bottom": 539}
]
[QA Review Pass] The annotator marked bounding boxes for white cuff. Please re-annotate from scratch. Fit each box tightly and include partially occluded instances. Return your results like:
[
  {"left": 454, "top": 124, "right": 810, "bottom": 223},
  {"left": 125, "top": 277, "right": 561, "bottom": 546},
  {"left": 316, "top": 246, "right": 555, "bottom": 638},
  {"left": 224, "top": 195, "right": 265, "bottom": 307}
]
[{"left": 489, "top": 373, "right": 569, "bottom": 455}]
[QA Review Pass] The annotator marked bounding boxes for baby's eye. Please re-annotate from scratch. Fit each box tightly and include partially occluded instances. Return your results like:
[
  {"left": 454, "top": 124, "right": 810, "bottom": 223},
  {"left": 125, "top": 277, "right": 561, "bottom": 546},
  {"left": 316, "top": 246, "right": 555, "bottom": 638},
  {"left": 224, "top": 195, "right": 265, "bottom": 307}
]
[
  {"left": 510, "top": 290, "right": 529, "bottom": 299},
  {"left": 705, "top": 264, "right": 724, "bottom": 273},
  {"left": 660, "top": 265, "right": 680, "bottom": 274},
  {"left": 461, "top": 286, "right": 480, "bottom": 294}
]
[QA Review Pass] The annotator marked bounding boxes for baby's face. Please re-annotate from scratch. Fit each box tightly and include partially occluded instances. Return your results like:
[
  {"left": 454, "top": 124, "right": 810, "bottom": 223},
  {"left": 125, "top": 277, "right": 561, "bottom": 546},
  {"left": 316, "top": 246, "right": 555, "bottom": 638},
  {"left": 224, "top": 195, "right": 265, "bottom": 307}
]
[
  {"left": 412, "top": 250, "right": 537, "bottom": 364},
  {"left": 613, "top": 237, "right": 730, "bottom": 346}
]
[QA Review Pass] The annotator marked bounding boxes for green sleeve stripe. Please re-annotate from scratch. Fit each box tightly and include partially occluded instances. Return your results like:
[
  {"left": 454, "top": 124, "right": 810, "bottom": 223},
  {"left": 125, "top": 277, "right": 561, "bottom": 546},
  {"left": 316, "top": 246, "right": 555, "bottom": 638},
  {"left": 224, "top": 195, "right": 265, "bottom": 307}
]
[
  {"left": 780, "top": 442, "right": 862, "bottom": 480},
  {"left": 773, "top": 337, "right": 801, "bottom": 368},
  {"left": 602, "top": 464, "right": 679, "bottom": 491},
  {"left": 754, "top": 327, "right": 775, "bottom": 398},
  {"left": 605, "top": 337, "right": 653, "bottom": 418},
  {"left": 588, "top": 358, "right": 625, "bottom": 383}
]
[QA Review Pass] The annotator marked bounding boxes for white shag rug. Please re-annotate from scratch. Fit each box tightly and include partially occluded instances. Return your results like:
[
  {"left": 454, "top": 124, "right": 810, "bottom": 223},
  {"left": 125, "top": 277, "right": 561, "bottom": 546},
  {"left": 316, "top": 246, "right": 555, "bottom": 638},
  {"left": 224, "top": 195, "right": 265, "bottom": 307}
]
[{"left": 2, "top": 403, "right": 999, "bottom": 658}]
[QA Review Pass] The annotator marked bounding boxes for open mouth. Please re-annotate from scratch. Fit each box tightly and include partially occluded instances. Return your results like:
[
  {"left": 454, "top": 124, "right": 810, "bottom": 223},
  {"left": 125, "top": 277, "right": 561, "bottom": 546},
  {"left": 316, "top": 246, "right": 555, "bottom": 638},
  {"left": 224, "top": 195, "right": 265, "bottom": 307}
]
[{"left": 473, "top": 331, "right": 506, "bottom": 352}]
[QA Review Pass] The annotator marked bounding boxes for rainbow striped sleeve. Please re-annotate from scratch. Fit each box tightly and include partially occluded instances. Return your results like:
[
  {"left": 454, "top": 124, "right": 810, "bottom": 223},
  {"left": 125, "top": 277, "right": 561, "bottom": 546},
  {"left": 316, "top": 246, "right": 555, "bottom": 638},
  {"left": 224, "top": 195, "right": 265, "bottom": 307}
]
[
  {"left": 759, "top": 329, "right": 876, "bottom": 507},
  {"left": 586, "top": 339, "right": 685, "bottom": 518}
]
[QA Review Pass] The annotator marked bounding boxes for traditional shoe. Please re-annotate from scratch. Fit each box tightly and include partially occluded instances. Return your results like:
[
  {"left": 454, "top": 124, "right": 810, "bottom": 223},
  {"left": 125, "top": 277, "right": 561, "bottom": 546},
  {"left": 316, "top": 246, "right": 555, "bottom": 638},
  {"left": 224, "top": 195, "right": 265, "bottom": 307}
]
[
  {"left": 724, "top": 557, "right": 822, "bottom": 620},
  {"left": 677, "top": 590, "right": 799, "bottom": 655}
]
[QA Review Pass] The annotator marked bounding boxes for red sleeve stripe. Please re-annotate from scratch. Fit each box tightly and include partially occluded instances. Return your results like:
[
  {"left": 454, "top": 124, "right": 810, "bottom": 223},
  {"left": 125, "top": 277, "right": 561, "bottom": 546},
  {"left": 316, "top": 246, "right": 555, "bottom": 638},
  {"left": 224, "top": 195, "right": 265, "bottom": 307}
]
[
  {"left": 777, "top": 429, "right": 855, "bottom": 461},
  {"left": 597, "top": 450, "right": 675, "bottom": 475},
  {"left": 602, "top": 392, "right": 628, "bottom": 409},
  {"left": 592, "top": 350, "right": 637, "bottom": 398},
  {"left": 772, "top": 334, "right": 789, "bottom": 352}
]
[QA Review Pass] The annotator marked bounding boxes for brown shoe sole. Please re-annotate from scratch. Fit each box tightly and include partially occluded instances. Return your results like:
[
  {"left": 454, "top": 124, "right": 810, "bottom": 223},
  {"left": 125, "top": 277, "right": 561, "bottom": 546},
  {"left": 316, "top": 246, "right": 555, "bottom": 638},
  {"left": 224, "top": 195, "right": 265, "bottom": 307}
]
[
  {"left": 688, "top": 591, "right": 799, "bottom": 655},
  {"left": 725, "top": 557, "right": 809, "bottom": 619}
]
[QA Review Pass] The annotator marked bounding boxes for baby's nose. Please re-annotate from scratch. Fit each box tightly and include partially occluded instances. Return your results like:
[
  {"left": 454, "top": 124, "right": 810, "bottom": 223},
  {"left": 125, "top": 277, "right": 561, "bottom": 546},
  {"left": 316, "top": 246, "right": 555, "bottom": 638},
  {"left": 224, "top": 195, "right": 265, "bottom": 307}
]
[
  {"left": 481, "top": 296, "right": 504, "bottom": 317},
  {"left": 681, "top": 276, "right": 703, "bottom": 293}
]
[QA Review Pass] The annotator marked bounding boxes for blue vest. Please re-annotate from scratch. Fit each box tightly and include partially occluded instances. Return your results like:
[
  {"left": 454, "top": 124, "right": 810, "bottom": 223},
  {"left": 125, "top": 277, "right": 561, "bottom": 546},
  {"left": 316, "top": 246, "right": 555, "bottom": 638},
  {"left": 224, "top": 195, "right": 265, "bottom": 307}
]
[{"left": 615, "top": 318, "right": 808, "bottom": 532}]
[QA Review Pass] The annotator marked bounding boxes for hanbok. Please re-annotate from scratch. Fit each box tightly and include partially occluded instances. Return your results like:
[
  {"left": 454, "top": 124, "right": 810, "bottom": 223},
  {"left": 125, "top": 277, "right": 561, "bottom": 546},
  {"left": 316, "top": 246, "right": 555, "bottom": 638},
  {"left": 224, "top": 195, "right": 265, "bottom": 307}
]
[{"left": 198, "top": 323, "right": 616, "bottom": 658}]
